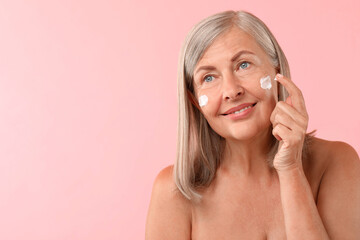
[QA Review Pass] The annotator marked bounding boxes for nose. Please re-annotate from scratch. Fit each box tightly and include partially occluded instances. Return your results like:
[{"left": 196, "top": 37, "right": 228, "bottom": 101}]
[{"left": 222, "top": 71, "right": 244, "bottom": 101}]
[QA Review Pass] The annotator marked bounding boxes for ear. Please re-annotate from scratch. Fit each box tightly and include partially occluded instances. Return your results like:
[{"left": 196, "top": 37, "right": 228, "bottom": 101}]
[{"left": 186, "top": 89, "right": 201, "bottom": 112}]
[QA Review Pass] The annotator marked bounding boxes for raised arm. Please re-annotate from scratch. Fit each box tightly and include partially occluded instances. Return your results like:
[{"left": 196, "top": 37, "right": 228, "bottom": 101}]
[
  {"left": 145, "top": 165, "right": 192, "bottom": 240},
  {"left": 269, "top": 74, "right": 359, "bottom": 239}
]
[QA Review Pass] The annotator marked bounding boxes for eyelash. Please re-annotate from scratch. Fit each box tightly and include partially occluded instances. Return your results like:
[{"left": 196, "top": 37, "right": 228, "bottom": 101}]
[
  {"left": 202, "top": 61, "right": 251, "bottom": 83},
  {"left": 238, "top": 61, "right": 251, "bottom": 70}
]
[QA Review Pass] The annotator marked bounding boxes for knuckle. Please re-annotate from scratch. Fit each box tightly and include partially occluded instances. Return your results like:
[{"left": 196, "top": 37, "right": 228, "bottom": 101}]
[
  {"left": 275, "top": 114, "right": 282, "bottom": 123},
  {"left": 272, "top": 124, "right": 279, "bottom": 132},
  {"left": 272, "top": 127, "right": 276, "bottom": 134},
  {"left": 298, "top": 89, "right": 303, "bottom": 96},
  {"left": 301, "top": 116, "right": 309, "bottom": 127},
  {"left": 305, "top": 113, "right": 309, "bottom": 120},
  {"left": 274, "top": 113, "right": 279, "bottom": 122},
  {"left": 296, "top": 87, "right": 303, "bottom": 96}
]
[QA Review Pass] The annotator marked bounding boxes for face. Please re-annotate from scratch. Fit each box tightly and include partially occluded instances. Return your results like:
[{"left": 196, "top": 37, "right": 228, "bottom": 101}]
[{"left": 192, "top": 26, "right": 279, "bottom": 141}]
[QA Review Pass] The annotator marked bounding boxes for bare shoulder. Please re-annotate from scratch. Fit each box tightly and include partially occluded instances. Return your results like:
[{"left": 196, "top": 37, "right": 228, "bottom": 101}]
[
  {"left": 310, "top": 137, "right": 360, "bottom": 167},
  {"left": 306, "top": 137, "right": 358, "bottom": 171},
  {"left": 328, "top": 140, "right": 360, "bottom": 163},
  {"left": 145, "top": 165, "right": 192, "bottom": 240},
  {"left": 314, "top": 138, "right": 360, "bottom": 239}
]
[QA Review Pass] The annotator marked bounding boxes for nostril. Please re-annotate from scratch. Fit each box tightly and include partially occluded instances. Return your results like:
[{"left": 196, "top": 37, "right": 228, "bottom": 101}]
[{"left": 225, "top": 91, "right": 242, "bottom": 100}]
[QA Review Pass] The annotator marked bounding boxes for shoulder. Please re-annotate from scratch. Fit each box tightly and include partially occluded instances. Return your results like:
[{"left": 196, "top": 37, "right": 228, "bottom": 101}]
[
  {"left": 329, "top": 140, "right": 359, "bottom": 161},
  {"left": 306, "top": 137, "right": 359, "bottom": 169},
  {"left": 310, "top": 137, "right": 359, "bottom": 167},
  {"left": 145, "top": 165, "right": 192, "bottom": 240},
  {"left": 322, "top": 138, "right": 360, "bottom": 185},
  {"left": 151, "top": 165, "right": 190, "bottom": 202},
  {"left": 304, "top": 137, "right": 359, "bottom": 194},
  {"left": 307, "top": 136, "right": 360, "bottom": 191},
  {"left": 314, "top": 138, "right": 360, "bottom": 238},
  {"left": 156, "top": 165, "right": 177, "bottom": 185}
]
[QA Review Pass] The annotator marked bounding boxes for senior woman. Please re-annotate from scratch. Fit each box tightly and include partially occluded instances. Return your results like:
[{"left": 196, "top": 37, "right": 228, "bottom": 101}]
[{"left": 145, "top": 10, "right": 360, "bottom": 239}]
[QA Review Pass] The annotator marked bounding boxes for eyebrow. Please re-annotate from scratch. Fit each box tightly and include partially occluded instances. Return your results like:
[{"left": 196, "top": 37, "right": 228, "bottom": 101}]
[{"left": 194, "top": 50, "right": 255, "bottom": 76}]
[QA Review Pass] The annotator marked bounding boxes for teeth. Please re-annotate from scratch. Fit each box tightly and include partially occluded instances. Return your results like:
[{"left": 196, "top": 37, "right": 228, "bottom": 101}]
[{"left": 232, "top": 105, "right": 252, "bottom": 114}]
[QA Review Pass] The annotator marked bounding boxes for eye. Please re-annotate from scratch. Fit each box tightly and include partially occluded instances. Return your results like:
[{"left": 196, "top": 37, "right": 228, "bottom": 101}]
[
  {"left": 238, "top": 61, "right": 251, "bottom": 70},
  {"left": 203, "top": 75, "right": 214, "bottom": 83}
]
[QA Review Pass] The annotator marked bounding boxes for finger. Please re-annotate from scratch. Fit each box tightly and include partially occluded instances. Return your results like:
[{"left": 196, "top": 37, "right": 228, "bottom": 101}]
[
  {"left": 272, "top": 122, "right": 306, "bottom": 147},
  {"left": 270, "top": 101, "right": 307, "bottom": 126},
  {"left": 276, "top": 101, "right": 308, "bottom": 128},
  {"left": 272, "top": 123, "right": 292, "bottom": 142},
  {"left": 276, "top": 74, "right": 307, "bottom": 113},
  {"left": 272, "top": 111, "right": 298, "bottom": 131}
]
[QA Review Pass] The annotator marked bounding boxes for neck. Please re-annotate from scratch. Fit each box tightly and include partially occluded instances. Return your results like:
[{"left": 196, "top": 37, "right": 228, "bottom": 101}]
[{"left": 220, "top": 126, "right": 277, "bottom": 182}]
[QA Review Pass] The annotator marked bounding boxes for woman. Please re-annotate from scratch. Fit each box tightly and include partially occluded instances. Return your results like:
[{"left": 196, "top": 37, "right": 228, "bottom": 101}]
[{"left": 145, "top": 10, "right": 360, "bottom": 239}]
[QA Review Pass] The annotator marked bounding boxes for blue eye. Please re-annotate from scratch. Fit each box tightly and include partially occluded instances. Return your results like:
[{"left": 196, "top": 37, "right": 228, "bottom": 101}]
[
  {"left": 204, "top": 75, "right": 214, "bottom": 83},
  {"left": 239, "top": 62, "right": 250, "bottom": 70}
]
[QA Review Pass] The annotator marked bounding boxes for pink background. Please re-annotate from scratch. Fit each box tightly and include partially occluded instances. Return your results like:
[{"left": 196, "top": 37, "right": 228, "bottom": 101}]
[{"left": 0, "top": 0, "right": 359, "bottom": 239}]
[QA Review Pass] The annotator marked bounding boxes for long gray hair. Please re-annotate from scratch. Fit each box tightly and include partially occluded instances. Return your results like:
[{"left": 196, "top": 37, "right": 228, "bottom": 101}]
[{"left": 174, "top": 10, "right": 316, "bottom": 202}]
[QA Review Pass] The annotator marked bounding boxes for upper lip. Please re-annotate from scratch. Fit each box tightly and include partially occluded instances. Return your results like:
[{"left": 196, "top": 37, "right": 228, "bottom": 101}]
[{"left": 222, "top": 102, "right": 257, "bottom": 115}]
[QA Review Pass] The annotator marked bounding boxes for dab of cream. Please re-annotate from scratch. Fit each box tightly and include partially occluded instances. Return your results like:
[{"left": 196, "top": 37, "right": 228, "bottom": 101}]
[
  {"left": 198, "top": 95, "right": 208, "bottom": 107},
  {"left": 260, "top": 75, "right": 272, "bottom": 90}
]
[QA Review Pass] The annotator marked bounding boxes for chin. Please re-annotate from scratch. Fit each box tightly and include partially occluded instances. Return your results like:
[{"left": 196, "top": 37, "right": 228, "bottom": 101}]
[
  {"left": 221, "top": 129, "right": 258, "bottom": 141},
  {"left": 221, "top": 123, "right": 270, "bottom": 141}
]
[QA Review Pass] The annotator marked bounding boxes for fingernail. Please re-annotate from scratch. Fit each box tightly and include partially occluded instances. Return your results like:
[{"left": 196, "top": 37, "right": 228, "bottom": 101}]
[{"left": 276, "top": 73, "right": 283, "bottom": 79}]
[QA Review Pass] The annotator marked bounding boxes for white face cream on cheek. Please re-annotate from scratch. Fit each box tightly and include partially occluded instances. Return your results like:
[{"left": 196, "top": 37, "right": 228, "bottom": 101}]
[
  {"left": 260, "top": 75, "right": 272, "bottom": 90},
  {"left": 198, "top": 95, "right": 208, "bottom": 107}
]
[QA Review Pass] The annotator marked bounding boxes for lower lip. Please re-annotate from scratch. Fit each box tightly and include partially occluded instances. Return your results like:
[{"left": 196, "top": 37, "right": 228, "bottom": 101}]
[{"left": 223, "top": 104, "right": 256, "bottom": 120}]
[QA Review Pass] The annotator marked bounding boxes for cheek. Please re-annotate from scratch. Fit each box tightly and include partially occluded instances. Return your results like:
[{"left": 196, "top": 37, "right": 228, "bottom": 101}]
[
  {"left": 198, "top": 95, "right": 208, "bottom": 107},
  {"left": 260, "top": 75, "right": 272, "bottom": 90},
  {"left": 197, "top": 85, "right": 222, "bottom": 112},
  {"left": 257, "top": 75, "right": 278, "bottom": 100},
  {"left": 199, "top": 94, "right": 219, "bottom": 115},
  {"left": 246, "top": 77, "right": 268, "bottom": 99}
]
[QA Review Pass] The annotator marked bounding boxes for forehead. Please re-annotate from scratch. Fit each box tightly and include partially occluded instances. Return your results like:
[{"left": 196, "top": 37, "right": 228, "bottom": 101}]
[{"left": 196, "top": 27, "right": 267, "bottom": 65}]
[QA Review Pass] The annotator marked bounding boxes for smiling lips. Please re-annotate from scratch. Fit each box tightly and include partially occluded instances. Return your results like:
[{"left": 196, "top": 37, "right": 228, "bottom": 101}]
[{"left": 222, "top": 103, "right": 257, "bottom": 115}]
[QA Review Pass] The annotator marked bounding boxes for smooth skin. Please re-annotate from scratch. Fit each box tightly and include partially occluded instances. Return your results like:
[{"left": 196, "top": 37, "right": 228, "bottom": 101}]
[{"left": 145, "top": 26, "right": 360, "bottom": 239}]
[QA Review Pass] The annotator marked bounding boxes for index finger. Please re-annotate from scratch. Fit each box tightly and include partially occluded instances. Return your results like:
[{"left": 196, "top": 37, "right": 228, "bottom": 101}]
[{"left": 275, "top": 73, "right": 307, "bottom": 113}]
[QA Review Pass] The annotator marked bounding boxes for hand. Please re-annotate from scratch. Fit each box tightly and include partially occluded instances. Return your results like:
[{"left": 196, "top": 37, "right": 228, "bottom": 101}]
[{"left": 270, "top": 74, "right": 309, "bottom": 172}]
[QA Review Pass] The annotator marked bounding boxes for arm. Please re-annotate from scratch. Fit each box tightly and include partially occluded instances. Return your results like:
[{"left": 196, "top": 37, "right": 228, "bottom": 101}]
[
  {"left": 271, "top": 74, "right": 331, "bottom": 238},
  {"left": 145, "top": 165, "right": 192, "bottom": 240},
  {"left": 277, "top": 141, "right": 360, "bottom": 239},
  {"left": 270, "top": 74, "right": 359, "bottom": 239},
  {"left": 277, "top": 165, "right": 330, "bottom": 239}
]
